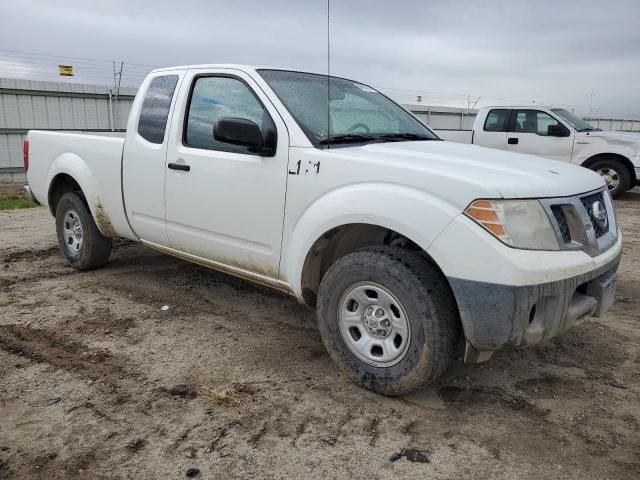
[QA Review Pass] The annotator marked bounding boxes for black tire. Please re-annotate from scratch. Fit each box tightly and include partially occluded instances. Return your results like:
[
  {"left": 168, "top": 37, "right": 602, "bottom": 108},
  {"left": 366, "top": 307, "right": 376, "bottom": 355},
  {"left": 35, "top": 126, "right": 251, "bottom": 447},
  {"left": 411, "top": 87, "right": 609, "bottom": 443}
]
[
  {"left": 588, "top": 157, "right": 631, "bottom": 198},
  {"left": 55, "top": 192, "right": 112, "bottom": 270},
  {"left": 316, "top": 246, "right": 459, "bottom": 396}
]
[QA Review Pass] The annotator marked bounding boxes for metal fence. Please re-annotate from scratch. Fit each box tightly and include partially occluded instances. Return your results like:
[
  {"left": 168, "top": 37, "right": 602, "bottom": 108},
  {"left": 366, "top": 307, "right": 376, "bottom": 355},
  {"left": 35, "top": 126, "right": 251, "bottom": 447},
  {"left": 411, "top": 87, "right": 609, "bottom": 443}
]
[
  {"left": 0, "top": 77, "right": 135, "bottom": 182},
  {"left": 584, "top": 117, "right": 640, "bottom": 132},
  {"left": 1, "top": 78, "right": 639, "bottom": 183}
]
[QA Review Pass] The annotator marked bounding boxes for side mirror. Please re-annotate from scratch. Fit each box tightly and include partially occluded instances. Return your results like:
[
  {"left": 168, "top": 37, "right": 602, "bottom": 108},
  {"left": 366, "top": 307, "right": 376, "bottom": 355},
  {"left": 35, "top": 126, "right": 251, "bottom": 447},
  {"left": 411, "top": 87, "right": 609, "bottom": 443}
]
[
  {"left": 547, "top": 124, "right": 570, "bottom": 137},
  {"left": 213, "top": 117, "right": 269, "bottom": 153}
]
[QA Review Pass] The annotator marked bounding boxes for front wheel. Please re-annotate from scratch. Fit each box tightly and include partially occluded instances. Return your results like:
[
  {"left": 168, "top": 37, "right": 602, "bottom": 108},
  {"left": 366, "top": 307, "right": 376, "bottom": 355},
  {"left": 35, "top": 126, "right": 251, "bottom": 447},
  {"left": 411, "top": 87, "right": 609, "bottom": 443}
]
[
  {"left": 316, "top": 246, "right": 459, "bottom": 396},
  {"left": 589, "top": 158, "right": 631, "bottom": 198},
  {"left": 55, "top": 192, "right": 112, "bottom": 270}
]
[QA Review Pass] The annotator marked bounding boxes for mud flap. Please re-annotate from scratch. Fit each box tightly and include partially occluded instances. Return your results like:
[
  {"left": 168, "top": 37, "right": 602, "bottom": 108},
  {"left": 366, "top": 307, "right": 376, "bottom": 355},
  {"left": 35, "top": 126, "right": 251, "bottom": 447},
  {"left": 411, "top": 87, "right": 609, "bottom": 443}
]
[
  {"left": 464, "top": 341, "right": 495, "bottom": 364},
  {"left": 587, "top": 270, "right": 617, "bottom": 317}
]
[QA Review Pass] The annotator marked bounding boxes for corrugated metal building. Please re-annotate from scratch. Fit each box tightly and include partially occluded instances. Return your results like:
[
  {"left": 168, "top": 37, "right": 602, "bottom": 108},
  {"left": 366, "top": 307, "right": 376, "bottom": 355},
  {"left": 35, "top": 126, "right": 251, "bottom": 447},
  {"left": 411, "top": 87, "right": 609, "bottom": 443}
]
[{"left": 0, "top": 78, "right": 135, "bottom": 182}]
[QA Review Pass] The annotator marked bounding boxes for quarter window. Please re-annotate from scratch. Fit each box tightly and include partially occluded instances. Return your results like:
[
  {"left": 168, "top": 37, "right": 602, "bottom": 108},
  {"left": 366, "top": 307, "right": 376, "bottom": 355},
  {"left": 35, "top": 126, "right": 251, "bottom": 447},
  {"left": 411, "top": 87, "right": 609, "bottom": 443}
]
[
  {"left": 483, "top": 109, "right": 509, "bottom": 132},
  {"left": 137, "top": 75, "right": 179, "bottom": 144},
  {"left": 513, "top": 110, "right": 562, "bottom": 136},
  {"left": 184, "top": 76, "right": 267, "bottom": 154}
]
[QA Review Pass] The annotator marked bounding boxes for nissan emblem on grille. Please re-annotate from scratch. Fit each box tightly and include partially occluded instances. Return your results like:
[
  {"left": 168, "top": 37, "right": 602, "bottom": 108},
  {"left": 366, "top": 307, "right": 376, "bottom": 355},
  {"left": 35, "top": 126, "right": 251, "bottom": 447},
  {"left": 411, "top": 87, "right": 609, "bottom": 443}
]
[{"left": 591, "top": 200, "right": 608, "bottom": 231}]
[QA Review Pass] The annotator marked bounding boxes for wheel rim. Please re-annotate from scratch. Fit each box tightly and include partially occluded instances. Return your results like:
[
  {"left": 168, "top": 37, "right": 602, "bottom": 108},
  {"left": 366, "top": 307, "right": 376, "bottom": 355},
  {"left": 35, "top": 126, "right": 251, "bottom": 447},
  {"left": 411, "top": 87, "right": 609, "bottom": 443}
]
[
  {"left": 63, "top": 210, "right": 83, "bottom": 256},
  {"left": 337, "top": 281, "right": 411, "bottom": 367},
  {"left": 596, "top": 167, "right": 620, "bottom": 191}
]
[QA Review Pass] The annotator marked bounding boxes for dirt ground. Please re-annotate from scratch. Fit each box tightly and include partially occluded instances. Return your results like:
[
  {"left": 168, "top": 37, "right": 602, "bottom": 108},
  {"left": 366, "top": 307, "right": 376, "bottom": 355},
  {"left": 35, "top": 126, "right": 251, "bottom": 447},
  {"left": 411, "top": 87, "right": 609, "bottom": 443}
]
[
  {"left": 0, "top": 190, "right": 639, "bottom": 480},
  {"left": 0, "top": 183, "right": 25, "bottom": 198}
]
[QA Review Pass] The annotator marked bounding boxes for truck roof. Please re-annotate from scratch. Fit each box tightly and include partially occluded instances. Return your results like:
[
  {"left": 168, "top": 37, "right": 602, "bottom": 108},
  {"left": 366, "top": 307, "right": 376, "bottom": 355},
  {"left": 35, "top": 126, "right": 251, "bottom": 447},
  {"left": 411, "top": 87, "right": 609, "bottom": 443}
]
[
  {"left": 151, "top": 64, "right": 311, "bottom": 74},
  {"left": 479, "top": 105, "right": 559, "bottom": 110}
]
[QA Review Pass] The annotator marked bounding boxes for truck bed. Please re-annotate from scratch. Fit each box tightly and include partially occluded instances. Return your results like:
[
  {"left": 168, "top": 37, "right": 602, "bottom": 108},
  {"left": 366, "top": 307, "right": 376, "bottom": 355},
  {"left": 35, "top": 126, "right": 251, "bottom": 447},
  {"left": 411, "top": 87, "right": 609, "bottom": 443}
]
[
  {"left": 435, "top": 129, "right": 474, "bottom": 144},
  {"left": 27, "top": 130, "right": 135, "bottom": 240}
]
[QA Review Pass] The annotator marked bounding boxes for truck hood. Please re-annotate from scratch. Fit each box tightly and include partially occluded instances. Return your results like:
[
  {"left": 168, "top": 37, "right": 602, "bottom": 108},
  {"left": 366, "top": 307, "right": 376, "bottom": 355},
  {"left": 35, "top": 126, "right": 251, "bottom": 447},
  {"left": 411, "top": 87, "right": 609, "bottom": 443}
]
[
  {"left": 336, "top": 140, "right": 604, "bottom": 199},
  {"left": 580, "top": 130, "right": 640, "bottom": 147}
]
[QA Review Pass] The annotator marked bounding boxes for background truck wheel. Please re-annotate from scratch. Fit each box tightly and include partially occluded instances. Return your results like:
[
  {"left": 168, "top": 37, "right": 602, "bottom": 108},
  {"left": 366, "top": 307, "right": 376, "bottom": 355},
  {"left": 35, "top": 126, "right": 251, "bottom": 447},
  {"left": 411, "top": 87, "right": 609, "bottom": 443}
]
[
  {"left": 55, "top": 192, "right": 112, "bottom": 270},
  {"left": 316, "top": 246, "right": 459, "bottom": 396},
  {"left": 589, "top": 158, "right": 631, "bottom": 198}
]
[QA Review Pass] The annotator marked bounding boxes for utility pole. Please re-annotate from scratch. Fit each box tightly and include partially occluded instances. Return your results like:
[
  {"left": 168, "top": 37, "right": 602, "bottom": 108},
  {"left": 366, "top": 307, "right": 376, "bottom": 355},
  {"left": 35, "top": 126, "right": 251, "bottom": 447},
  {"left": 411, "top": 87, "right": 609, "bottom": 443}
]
[
  {"left": 588, "top": 89, "right": 594, "bottom": 119},
  {"left": 112, "top": 61, "right": 124, "bottom": 130}
]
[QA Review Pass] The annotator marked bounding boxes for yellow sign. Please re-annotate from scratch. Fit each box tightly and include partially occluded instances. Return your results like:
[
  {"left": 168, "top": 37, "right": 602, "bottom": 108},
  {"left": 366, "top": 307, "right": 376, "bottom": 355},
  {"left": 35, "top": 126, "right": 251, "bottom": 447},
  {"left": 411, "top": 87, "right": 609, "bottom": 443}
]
[{"left": 58, "top": 65, "right": 74, "bottom": 77}]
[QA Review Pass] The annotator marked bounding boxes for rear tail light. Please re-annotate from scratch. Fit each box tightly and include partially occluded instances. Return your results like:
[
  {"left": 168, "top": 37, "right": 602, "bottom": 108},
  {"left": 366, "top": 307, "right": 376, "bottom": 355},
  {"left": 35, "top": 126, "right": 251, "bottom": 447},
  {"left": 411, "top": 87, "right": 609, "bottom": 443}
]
[{"left": 23, "top": 138, "right": 29, "bottom": 172}]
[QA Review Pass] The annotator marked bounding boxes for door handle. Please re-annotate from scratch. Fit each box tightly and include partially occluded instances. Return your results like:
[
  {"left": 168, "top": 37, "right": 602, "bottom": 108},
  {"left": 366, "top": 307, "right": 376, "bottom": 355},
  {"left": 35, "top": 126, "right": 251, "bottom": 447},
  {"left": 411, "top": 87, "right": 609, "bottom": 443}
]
[
  {"left": 508, "top": 137, "right": 519, "bottom": 145},
  {"left": 168, "top": 162, "right": 190, "bottom": 172}
]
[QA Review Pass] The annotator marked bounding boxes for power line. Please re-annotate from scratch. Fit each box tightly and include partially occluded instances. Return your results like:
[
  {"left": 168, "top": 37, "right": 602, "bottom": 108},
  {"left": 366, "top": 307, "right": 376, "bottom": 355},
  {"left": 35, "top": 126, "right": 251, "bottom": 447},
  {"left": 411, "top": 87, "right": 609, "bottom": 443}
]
[{"left": 0, "top": 48, "right": 162, "bottom": 69}]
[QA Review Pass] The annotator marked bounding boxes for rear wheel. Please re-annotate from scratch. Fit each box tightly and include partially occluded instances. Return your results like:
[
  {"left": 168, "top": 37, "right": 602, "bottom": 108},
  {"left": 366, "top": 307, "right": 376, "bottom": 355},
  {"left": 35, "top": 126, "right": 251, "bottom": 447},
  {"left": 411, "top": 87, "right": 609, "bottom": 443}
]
[
  {"left": 589, "top": 158, "right": 631, "bottom": 198},
  {"left": 55, "top": 192, "right": 112, "bottom": 270},
  {"left": 316, "top": 246, "right": 459, "bottom": 396}
]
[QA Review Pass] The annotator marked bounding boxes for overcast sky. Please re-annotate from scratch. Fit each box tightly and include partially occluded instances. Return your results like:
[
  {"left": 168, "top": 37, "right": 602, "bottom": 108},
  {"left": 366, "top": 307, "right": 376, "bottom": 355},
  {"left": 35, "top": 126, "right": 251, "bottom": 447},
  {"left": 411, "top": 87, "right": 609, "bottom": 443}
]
[{"left": 1, "top": 0, "right": 639, "bottom": 117}]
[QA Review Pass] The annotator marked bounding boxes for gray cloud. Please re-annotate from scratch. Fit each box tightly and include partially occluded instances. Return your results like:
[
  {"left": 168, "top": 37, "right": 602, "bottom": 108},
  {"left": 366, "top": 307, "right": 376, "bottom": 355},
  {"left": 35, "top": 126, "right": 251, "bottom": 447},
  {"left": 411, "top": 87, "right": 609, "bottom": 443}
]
[{"left": 1, "top": 0, "right": 638, "bottom": 117}]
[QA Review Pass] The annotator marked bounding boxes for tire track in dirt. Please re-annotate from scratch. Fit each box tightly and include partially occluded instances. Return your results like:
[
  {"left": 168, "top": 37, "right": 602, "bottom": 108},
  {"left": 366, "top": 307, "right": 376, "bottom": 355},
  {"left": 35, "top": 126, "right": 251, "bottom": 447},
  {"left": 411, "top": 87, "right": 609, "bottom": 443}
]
[
  {"left": 94, "top": 262, "right": 318, "bottom": 335},
  {"left": 2, "top": 245, "right": 60, "bottom": 264},
  {"left": 0, "top": 325, "right": 134, "bottom": 386}
]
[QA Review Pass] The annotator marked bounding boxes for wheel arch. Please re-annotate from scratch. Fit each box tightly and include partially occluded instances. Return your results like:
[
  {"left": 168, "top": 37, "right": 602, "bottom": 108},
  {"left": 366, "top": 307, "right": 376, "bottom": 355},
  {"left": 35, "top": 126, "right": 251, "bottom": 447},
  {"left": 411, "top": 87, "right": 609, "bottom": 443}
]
[
  {"left": 298, "top": 222, "right": 453, "bottom": 309},
  {"left": 48, "top": 172, "right": 85, "bottom": 216},
  {"left": 46, "top": 153, "right": 97, "bottom": 215},
  {"left": 581, "top": 153, "right": 636, "bottom": 185},
  {"left": 46, "top": 153, "right": 117, "bottom": 237},
  {"left": 281, "top": 183, "right": 461, "bottom": 303}
]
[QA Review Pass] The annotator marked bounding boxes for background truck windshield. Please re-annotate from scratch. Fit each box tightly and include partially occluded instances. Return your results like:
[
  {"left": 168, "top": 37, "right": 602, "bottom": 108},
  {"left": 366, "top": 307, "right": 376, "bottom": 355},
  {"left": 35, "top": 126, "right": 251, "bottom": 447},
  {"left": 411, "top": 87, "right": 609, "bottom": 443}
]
[
  {"left": 552, "top": 108, "right": 599, "bottom": 132},
  {"left": 258, "top": 69, "right": 437, "bottom": 147}
]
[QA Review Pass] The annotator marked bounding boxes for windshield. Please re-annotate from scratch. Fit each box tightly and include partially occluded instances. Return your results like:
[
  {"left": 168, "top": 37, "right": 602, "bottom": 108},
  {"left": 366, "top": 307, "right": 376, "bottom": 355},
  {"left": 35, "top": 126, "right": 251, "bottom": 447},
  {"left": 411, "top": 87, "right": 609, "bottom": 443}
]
[
  {"left": 551, "top": 108, "right": 599, "bottom": 132},
  {"left": 258, "top": 69, "right": 438, "bottom": 147}
]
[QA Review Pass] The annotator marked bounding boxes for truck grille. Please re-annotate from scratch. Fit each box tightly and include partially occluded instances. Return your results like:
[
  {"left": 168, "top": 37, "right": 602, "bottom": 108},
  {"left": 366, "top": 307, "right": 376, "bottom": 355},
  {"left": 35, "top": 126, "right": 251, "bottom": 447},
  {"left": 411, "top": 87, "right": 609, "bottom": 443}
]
[
  {"left": 551, "top": 206, "right": 571, "bottom": 243},
  {"left": 540, "top": 188, "right": 616, "bottom": 257},
  {"left": 580, "top": 191, "right": 608, "bottom": 238}
]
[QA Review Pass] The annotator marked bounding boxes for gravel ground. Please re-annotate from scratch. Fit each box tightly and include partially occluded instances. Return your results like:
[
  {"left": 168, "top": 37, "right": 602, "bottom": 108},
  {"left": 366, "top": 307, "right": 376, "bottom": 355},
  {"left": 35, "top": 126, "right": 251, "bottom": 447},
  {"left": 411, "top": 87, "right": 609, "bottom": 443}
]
[{"left": 0, "top": 190, "right": 638, "bottom": 479}]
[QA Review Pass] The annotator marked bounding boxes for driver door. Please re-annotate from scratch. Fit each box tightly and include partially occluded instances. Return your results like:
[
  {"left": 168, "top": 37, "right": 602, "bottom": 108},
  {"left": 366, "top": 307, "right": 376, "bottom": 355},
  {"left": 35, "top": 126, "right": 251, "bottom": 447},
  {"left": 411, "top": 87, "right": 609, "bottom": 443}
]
[
  {"left": 164, "top": 69, "right": 289, "bottom": 280},
  {"left": 505, "top": 109, "right": 574, "bottom": 162}
]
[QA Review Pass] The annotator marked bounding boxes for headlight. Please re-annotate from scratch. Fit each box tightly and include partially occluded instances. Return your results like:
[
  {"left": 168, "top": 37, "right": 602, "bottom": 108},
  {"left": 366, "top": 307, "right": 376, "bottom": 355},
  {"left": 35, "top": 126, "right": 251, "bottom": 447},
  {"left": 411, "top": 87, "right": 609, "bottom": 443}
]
[{"left": 465, "top": 199, "right": 560, "bottom": 250}]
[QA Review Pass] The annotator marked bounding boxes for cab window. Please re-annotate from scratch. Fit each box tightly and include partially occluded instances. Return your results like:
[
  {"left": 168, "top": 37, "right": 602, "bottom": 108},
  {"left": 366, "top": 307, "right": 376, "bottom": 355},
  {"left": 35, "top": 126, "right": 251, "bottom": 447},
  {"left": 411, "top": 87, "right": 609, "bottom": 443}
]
[
  {"left": 513, "top": 110, "right": 562, "bottom": 136},
  {"left": 483, "top": 109, "right": 509, "bottom": 132},
  {"left": 184, "top": 76, "right": 269, "bottom": 154},
  {"left": 137, "top": 75, "right": 179, "bottom": 144}
]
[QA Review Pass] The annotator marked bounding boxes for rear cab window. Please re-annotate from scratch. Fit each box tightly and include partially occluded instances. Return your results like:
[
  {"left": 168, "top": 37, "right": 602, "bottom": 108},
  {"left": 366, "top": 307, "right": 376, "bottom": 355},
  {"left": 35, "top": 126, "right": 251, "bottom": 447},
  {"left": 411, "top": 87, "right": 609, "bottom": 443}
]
[
  {"left": 483, "top": 109, "right": 510, "bottom": 132},
  {"left": 137, "top": 75, "right": 179, "bottom": 144}
]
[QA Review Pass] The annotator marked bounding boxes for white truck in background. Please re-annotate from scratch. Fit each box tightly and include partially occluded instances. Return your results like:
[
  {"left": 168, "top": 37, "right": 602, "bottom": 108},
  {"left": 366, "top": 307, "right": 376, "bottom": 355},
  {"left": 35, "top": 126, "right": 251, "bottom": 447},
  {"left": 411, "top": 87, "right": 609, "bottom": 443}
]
[
  {"left": 23, "top": 65, "right": 622, "bottom": 395},
  {"left": 437, "top": 106, "right": 640, "bottom": 198}
]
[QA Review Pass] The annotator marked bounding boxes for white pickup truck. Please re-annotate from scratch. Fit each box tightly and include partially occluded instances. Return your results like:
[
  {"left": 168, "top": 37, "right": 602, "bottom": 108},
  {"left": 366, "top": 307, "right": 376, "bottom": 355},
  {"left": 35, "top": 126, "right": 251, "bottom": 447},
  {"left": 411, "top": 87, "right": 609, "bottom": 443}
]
[
  {"left": 437, "top": 106, "right": 640, "bottom": 198},
  {"left": 24, "top": 65, "right": 622, "bottom": 395}
]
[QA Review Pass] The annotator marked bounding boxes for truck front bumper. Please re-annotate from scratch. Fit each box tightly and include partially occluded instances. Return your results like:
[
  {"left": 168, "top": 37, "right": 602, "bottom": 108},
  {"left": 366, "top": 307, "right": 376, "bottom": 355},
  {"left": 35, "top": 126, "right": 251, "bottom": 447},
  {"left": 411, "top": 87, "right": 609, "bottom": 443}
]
[{"left": 448, "top": 250, "right": 621, "bottom": 360}]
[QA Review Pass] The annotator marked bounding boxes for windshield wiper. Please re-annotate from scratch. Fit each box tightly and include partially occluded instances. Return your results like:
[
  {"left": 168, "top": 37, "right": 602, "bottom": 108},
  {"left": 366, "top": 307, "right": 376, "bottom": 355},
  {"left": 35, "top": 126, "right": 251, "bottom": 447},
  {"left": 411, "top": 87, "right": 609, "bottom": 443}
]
[
  {"left": 319, "top": 132, "right": 436, "bottom": 145},
  {"left": 578, "top": 127, "right": 599, "bottom": 132},
  {"left": 378, "top": 133, "right": 436, "bottom": 141},
  {"left": 319, "top": 134, "right": 378, "bottom": 145}
]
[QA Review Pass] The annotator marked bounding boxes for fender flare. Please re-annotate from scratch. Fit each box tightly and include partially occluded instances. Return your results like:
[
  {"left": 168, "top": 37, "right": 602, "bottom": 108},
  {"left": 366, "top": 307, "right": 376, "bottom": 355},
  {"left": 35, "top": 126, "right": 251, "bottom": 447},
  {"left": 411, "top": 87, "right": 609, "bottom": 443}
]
[
  {"left": 46, "top": 152, "right": 104, "bottom": 229},
  {"left": 280, "top": 182, "right": 461, "bottom": 298}
]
